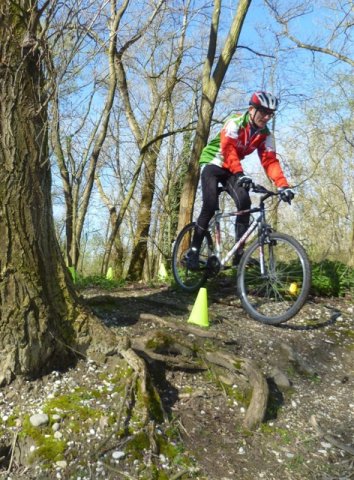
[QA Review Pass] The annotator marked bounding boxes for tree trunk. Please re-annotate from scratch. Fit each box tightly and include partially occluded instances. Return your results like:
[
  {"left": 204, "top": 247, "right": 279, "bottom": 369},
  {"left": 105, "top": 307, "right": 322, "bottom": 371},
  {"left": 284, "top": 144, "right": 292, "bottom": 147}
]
[
  {"left": 0, "top": 1, "right": 112, "bottom": 386},
  {"left": 177, "top": 0, "right": 252, "bottom": 232},
  {"left": 127, "top": 151, "right": 159, "bottom": 281},
  {"left": 50, "top": 4, "right": 117, "bottom": 270}
]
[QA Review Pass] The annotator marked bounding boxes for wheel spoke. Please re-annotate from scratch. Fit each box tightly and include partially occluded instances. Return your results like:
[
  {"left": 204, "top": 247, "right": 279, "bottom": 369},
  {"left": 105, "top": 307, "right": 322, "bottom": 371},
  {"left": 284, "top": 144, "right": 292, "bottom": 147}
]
[
  {"left": 237, "top": 233, "right": 311, "bottom": 324},
  {"left": 172, "top": 223, "right": 212, "bottom": 292}
]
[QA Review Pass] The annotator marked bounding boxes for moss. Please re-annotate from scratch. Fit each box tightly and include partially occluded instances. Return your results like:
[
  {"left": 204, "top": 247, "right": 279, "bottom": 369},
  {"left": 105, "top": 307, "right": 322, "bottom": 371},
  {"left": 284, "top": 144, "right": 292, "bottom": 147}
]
[
  {"left": 5, "top": 413, "right": 18, "bottom": 427},
  {"left": 33, "top": 437, "right": 66, "bottom": 463},
  {"left": 42, "top": 390, "right": 101, "bottom": 421},
  {"left": 260, "top": 424, "right": 294, "bottom": 444},
  {"left": 20, "top": 416, "right": 67, "bottom": 464},
  {"left": 109, "top": 365, "right": 134, "bottom": 383},
  {"left": 325, "top": 327, "right": 354, "bottom": 346},
  {"left": 260, "top": 423, "right": 275, "bottom": 434},
  {"left": 145, "top": 332, "right": 174, "bottom": 352},
  {"left": 181, "top": 385, "right": 194, "bottom": 395},
  {"left": 219, "top": 381, "right": 252, "bottom": 407},
  {"left": 20, "top": 416, "right": 47, "bottom": 442},
  {"left": 233, "top": 360, "right": 244, "bottom": 370},
  {"left": 125, "top": 431, "right": 150, "bottom": 459},
  {"left": 340, "top": 329, "right": 354, "bottom": 339},
  {"left": 135, "top": 378, "right": 164, "bottom": 424}
]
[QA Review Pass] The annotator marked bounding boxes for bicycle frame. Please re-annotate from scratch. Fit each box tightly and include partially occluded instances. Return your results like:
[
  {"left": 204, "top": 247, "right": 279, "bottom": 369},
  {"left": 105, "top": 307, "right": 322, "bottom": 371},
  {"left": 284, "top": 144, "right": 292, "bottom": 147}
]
[
  {"left": 172, "top": 183, "right": 310, "bottom": 324},
  {"left": 208, "top": 193, "right": 271, "bottom": 270}
]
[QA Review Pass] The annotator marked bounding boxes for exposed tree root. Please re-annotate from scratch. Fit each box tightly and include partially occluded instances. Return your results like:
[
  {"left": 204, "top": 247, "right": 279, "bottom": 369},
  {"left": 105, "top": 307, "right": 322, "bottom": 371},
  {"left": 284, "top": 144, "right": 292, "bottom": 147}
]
[
  {"left": 204, "top": 351, "right": 269, "bottom": 429},
  {"left": 130, "top": 315, "right": 269, "bottom": 430},
  {"left": 280, "top": 342, "right": 317, "bottom": 376},
  {"left": 139, "top": 313, "right": 230, "bottom": 341},
  {"left": 73, "top": 308, "right": 268, "bottom": 434},
  {"left": 310, "top": 415, "right": 354, "bottom": 456}
]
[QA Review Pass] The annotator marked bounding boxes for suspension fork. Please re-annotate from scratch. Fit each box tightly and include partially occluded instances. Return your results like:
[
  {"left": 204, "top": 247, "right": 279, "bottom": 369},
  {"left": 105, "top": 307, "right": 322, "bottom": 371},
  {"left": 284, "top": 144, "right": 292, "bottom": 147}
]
[{"left": 257, "top": 207, "right": 272, "bottom": 277}]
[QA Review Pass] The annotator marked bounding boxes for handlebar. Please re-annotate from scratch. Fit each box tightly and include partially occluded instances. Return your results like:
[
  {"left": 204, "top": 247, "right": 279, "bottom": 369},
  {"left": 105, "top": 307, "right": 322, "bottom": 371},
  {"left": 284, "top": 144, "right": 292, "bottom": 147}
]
[
  {"left": 251, "top": 184, "right": 274, "bottom": 195},
  {"left": 217, "top": 182, "right": 294, "bottom": 204},
  {"left": 251, "top": 183, "right": 293, "bottom": 205}
]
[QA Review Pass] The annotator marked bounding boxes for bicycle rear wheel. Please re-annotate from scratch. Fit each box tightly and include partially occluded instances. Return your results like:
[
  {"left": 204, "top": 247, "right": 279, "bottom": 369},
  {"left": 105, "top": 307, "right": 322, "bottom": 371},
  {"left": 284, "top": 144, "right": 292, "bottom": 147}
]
[
  {"left": 172, "top": 222, "right": 213, "bottom": 292},
  {"left": 237, "top": 232, "right": 311, "bottom": 324}
]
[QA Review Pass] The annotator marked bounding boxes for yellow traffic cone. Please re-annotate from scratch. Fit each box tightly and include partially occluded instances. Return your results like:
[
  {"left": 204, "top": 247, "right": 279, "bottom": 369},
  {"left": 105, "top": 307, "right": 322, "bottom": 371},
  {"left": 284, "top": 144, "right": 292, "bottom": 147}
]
[
  {"left": 187, "top": 288, "right": 209, "bottom": 328},
  {"left": 288, "top": 282, "right": 299, "bottom": 295},
  {"left": 158, "top": 262, "right": 168, "bottom": 280}
]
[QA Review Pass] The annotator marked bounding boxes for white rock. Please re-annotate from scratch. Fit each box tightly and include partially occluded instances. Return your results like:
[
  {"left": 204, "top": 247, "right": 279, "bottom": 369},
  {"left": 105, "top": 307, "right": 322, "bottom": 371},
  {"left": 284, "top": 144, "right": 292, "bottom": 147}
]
[
  {"left": 238, "top": 447, "right": 245, "bottom": 454},
  {"left": 30, "top": 413, "right": 49, "bottom": 427},
  {"left": 54, "top": 431, "right": 63, "bottom": 439},
  {"left": 52, "top": 423, "right": 60, "bottom": 432},
  {"left": 112, "top": 451, "right": 125, "bottom": 460},
  {"left": 271, "top": 367, "right": 291, "bottom": 389},
  {"left": 321, "top": 442, "right": 332, "bottom": 449},
  {"left": 56, "top": 460, "right": 67, "bottom": 468}
]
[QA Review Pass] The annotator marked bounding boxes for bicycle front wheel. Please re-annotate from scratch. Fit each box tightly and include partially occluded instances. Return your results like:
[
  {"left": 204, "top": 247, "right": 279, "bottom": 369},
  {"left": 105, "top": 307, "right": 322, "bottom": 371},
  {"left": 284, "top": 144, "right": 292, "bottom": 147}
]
[
  {"left": 172, "top": 222, "right": 213, "bottom": 292},
  {"left": 237, "top": 232, "right": 311, "bottom": 324}
]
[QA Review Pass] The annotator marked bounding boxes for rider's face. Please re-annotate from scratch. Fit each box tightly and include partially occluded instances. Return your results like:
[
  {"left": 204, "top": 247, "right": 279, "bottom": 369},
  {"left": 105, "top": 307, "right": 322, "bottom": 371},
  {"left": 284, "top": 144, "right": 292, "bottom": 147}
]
[{"left": 249, "top": 106, "right": 274, "bottom": 129}]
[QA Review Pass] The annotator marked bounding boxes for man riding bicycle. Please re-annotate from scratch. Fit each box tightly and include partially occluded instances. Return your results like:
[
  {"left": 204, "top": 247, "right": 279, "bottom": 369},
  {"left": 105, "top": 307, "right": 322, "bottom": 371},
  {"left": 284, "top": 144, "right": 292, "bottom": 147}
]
[{"left": 186, "top": 91, "right": 294, "bottom": 270}]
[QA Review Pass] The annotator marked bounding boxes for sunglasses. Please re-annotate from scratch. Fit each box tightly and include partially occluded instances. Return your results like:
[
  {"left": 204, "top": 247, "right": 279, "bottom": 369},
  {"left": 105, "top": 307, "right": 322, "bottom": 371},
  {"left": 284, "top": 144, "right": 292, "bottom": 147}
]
[{"left": 257, "top": 107, "right": 275, "bottom": 117}]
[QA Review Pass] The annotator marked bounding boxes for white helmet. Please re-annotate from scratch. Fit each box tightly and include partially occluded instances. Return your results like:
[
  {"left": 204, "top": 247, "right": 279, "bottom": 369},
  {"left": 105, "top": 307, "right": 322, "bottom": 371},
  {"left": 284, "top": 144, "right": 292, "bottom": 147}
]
[{"left": 249, "top": 91, "right": 279, "bottom": 111}]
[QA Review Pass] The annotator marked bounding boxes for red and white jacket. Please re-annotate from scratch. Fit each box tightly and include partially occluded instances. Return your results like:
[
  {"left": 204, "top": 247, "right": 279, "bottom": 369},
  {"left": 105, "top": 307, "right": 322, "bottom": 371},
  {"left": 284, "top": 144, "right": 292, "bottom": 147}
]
[{"left": 199, "top": 112, "right": 289, "bottom": 188}]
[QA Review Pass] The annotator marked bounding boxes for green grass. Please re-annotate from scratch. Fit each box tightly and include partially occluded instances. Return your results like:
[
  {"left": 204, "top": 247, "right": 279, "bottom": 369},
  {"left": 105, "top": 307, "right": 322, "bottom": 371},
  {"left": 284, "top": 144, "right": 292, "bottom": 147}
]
[
  {"left": 75, "top": 274, "right": 126, "bottom": 289},
  {"left": 311, "top": 260, "right": 354, "bottom": 297}
]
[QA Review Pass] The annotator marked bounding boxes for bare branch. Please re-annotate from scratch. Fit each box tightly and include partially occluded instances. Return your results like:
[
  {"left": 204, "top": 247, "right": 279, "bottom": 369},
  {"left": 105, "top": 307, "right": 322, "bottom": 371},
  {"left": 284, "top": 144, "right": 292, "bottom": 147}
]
[
  {"left": 236, "top": 45, "right": 275, "bottom": 58},
  {"left": 286, "top": 33, "right": 354, "bottom": 67},
  {"left": 265, "top": 0, "right": 354, "bottom": 67}
]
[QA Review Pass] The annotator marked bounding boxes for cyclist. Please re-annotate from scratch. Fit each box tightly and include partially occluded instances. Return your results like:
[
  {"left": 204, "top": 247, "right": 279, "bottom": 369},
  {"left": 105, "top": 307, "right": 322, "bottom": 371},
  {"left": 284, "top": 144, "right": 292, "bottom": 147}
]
[{"left": 186, "top": 91, "right": 294, "bottom": 270}]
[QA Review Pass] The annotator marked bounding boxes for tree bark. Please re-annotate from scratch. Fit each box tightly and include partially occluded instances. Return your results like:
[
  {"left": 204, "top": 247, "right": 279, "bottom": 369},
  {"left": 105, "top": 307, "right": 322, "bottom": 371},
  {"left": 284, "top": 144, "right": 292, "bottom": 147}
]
[{"left": 0, "top": 0, "right": 113, "bottom": 385}]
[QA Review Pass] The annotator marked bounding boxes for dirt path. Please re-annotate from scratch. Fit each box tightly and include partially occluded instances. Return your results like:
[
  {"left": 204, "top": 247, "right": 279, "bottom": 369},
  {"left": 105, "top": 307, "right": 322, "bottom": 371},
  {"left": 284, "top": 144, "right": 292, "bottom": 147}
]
[
  {"left": 1, "top": 283, "right": 353, "bottom": 479},
  {"left": 85, "top": 283, "right": 354, "bottom": 480}
]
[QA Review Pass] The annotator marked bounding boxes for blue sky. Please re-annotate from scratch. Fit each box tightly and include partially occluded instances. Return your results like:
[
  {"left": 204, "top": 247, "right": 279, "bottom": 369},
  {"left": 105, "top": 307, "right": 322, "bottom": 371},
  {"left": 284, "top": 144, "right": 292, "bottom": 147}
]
[{"left": 51, "top": 0, "right": 353, "bottom": 246}]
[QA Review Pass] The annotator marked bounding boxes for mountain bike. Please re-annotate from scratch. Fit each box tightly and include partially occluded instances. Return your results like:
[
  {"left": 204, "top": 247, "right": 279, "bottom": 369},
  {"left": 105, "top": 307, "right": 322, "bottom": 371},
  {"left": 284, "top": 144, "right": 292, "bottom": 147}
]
[{"left": 172, "top": 184, "right": 311, "bottom": 325}]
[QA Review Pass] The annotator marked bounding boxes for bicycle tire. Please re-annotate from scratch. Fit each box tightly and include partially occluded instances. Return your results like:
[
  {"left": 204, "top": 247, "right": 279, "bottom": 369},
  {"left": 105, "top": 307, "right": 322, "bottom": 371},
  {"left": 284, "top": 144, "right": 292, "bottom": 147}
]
[
  {"left": 172, "top": 222, "right": 213, "bottom": 292},
  {"left": 237, "top": 232, "right": 311, "bottom": 324}
]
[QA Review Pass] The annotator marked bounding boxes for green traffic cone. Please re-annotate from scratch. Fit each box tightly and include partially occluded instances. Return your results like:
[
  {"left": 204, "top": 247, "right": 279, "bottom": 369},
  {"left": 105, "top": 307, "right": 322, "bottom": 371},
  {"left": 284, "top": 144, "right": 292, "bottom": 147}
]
[
  {"left": 187, "top": 287, "right": 209, "bottom": 328},
  {"left": 106, "top": 267, "right": 114, "bottom": 280},
  {"left": 158, "top": 262, "right": 168, "bottom": 280}
]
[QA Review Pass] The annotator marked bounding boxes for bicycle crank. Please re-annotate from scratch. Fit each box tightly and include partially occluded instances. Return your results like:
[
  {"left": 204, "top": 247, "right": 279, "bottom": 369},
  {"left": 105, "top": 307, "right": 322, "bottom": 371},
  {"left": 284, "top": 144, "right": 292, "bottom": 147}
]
[{"left": 206, "top": 255, "right": 221, "bottom": 275}]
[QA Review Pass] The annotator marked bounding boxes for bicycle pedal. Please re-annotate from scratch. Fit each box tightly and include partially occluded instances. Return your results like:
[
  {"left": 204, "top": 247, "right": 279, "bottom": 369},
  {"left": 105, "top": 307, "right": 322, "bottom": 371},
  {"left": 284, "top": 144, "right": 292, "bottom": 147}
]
[{"left": 206, "top": 255, "right": 221, "bottom": 275}]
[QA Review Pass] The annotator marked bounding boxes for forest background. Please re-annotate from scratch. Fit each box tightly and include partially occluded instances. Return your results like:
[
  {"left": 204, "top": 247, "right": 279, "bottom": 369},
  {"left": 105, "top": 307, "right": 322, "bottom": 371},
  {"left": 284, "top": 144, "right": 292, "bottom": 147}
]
[
  {"left": 44, "top": 0, "right": 353, "bottom": 286},
  {"left": 0, "top": 1, "right": 353, "bottom": 477}
]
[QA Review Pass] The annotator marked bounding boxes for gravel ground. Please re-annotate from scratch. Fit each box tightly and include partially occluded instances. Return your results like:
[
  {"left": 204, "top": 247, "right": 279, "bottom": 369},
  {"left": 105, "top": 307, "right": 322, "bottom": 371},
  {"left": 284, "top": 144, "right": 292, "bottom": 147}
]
[{"left": 0, "top": 284, "right": 353, "bottom": 479}]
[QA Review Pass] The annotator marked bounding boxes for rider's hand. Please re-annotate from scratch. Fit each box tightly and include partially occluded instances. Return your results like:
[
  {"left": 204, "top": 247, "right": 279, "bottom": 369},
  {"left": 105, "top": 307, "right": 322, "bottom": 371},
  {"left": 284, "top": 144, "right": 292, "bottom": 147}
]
[
  {"left": 235, "top": 173, "right": 253, "bottom": 191},
  {"left": 278, "top": 187, "right": 295, "bottom": 204}
]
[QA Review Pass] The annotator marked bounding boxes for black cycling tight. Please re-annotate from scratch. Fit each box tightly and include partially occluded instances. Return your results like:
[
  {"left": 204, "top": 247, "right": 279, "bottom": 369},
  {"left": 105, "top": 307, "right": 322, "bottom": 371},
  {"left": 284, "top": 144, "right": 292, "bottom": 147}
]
[{"left": 192, "top": 164, "right": 251, "bottom": 250}]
